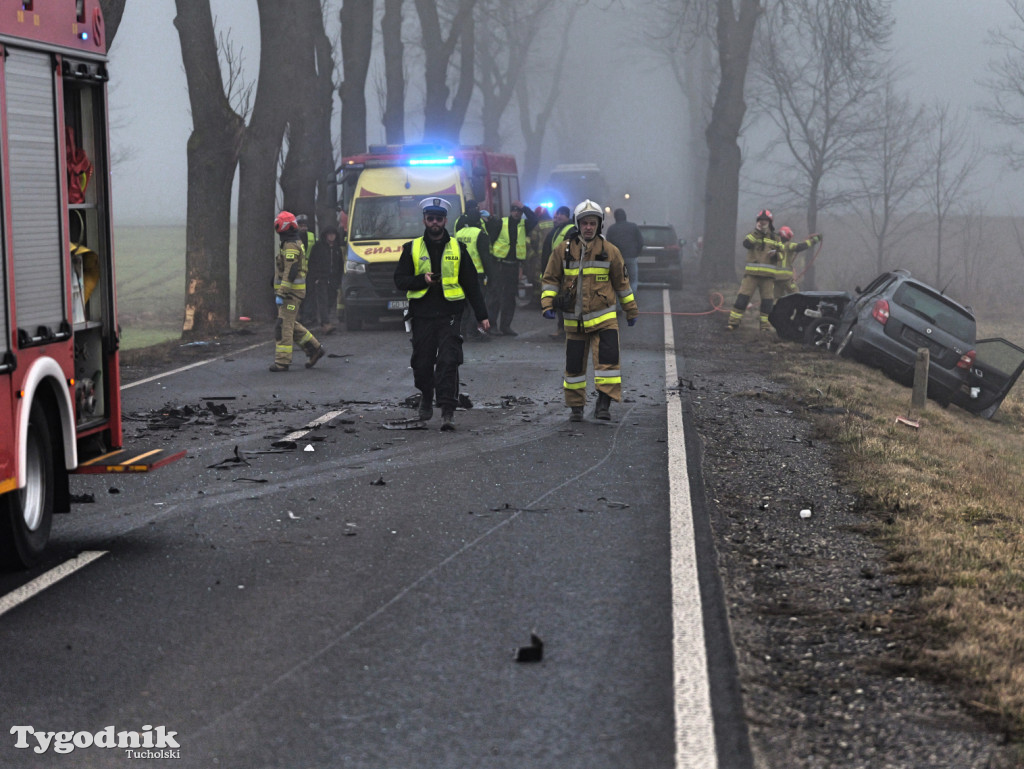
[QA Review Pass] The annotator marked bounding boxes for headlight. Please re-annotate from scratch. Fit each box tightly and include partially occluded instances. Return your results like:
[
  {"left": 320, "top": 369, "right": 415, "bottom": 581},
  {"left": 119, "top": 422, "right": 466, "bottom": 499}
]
[{"left": 345, "top": 260, "right": 366, "bottom": 273}]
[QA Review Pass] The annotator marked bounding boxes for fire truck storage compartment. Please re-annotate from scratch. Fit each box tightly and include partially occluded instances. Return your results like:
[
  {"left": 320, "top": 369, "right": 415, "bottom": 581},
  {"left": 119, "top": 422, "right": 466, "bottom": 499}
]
[
  {"left": 6, "top": 48, "right": 66, "bottom": 343},
  {"left": 63, "top": 57, "right": 113, "bottom": 426}
]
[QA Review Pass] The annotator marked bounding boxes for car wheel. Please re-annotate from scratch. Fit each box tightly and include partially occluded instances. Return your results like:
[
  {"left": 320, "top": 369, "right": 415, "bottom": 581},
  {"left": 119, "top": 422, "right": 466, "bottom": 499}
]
[
  {"left": 0, "top": 404, "right": 55, "bottom": 570},
  {"left": 804, "top": 315, "right": 840, "bottom": 351}
]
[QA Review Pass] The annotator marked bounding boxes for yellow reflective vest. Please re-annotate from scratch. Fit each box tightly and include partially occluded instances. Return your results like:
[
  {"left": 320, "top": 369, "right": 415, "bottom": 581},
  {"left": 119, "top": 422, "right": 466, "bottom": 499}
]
[
  {"left": 407, "top": 237, "right": 465, "bottom": 301},
  {"left": 455, "top": 227, "right": 485, "bottom": 273},
  {"left": 492, "top": 217, "right": 527, "bottom": 261}
]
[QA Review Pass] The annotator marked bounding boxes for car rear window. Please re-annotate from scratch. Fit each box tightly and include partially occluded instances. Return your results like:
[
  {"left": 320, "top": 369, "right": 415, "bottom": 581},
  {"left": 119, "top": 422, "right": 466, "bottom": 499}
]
[
  {"left": 893, "top": 283, "right": 976, "bottom": 342},
  {"left": 639, "top": 227, "right": 677, "bottom": 247}
]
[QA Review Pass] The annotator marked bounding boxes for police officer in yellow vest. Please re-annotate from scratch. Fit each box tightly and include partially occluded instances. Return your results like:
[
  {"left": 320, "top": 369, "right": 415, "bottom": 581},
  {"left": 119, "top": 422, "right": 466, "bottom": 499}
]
[
  {"left": 454, "top": 206, "right": 493, "bottom": 343},
  {"left": 394, "top": 197, "right": 490, "bottom": 431},
  {"left": 269, "top": 211, "right": 326, "bottom": 372},
  {"left": 485, "top": 200, "right": 537, "bottom": 336}
]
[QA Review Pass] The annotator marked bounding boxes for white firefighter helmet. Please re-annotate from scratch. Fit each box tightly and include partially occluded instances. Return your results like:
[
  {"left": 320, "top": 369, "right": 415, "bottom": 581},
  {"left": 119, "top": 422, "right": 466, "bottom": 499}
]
[{"left": 573, "top": 199, "right": 604, "bottom": 229}]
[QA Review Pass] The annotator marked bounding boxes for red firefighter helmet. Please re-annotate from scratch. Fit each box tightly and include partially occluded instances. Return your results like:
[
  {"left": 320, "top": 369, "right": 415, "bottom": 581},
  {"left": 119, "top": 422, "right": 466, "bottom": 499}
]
[
  {"left": 274, "top": 210, "right": 298, "bottom": 233},
  {"left": 778, "top": 226, "right": 793, "bottom": 241},
  {"left": 756, "top": 209, "right": 773, "bottom": 223}
]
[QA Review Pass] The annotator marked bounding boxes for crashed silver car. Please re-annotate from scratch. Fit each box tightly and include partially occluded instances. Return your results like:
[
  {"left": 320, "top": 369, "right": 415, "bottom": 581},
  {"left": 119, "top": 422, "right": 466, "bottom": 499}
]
[{"left": 769, "top": 270, "right": 1024, "bottom": 418}]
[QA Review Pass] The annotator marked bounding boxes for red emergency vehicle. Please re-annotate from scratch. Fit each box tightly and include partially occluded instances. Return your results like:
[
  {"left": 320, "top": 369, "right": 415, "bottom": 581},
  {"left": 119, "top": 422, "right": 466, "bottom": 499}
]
[{"left": 0, "top": 1, "right": 182, "bottom": 569}]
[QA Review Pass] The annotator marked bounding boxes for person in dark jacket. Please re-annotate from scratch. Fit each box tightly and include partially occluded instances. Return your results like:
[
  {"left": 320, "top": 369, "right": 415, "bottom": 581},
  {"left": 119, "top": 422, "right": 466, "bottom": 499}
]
[
  {"left": 394, "top": 197, "right": 490, "bottom": 431},
  {"left": 303, "top": 226, "right": 343, "bottom": 332},
  {"left": 604, "top": 208, "right": 644, "bottom": 289}
]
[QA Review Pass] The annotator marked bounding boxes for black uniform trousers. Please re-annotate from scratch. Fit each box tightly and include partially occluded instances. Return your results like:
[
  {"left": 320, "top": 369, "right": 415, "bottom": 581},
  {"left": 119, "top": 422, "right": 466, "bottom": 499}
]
[
  {"left": 411, "top": 312, "right": 464, "bottom": 410},
  {"left": 486, "top": 259, "right": 520, "bottom": 332}
]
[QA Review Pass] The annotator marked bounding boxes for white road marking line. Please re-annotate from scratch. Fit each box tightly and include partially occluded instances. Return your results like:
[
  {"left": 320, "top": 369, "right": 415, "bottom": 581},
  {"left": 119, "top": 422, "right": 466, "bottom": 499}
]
[
  {"left": 664, "top": 288, "right": 718, "bottom": 769},
  {"left": 277, "top": 409, "right": 349, "bottom": 445},
  {"left": 0, "top": 551, "right": 107, "bottom": 619},
  {"left": 120, "top": 341, "right": 268, "bottom": 390}
]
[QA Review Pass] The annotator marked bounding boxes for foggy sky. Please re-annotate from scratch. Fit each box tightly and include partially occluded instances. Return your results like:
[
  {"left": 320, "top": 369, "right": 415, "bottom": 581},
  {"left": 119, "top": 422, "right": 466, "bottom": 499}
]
[{"left": 108, "top": 0, "right": 1021, "bottom": 230}]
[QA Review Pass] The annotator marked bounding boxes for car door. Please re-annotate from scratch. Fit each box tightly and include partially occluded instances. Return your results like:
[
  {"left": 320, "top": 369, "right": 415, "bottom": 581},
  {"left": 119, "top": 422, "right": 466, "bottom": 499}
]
[{"left": 952, "top": 338, "right": 1024, "bottom": 418}]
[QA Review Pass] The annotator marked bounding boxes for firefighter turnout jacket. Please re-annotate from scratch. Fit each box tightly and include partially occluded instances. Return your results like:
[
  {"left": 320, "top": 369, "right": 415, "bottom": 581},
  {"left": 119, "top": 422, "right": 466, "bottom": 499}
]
[
  {"left": 275, "top": 235, "right": 308, "bottom": 297},
  {"left": 540, "top": 233, "right": 638, "bottom": 332},
  {"left": 741, "top": 228, "right": 787, "bottom": 281}
]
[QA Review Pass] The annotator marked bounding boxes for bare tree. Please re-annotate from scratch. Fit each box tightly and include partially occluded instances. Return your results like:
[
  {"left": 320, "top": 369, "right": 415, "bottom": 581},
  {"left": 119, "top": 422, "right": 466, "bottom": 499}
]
[
  {"left": 852, "top": 78, "right": 929, "bottom": 274},
  {"left": 173, "top": 0, "right": 246, "bottom": 338},
  {"left": 656, "top": 0, "right": 762, "bottom": 281},
  {"left": 415, "top": 0, "right": 477, "bottom": 142},
  {"left": 959, "top": 202, "right": 989, "bottom": 301},
  {"left": 515, "top": 4, "right": 578, "bottom": 194},
  {"left": 235, "top": 1, "right": 297, "bottom": 321},
  {"left": 98, "top": 0, "right": 127, "bottom": 44},
  {"left": 381, "top": 0, "right": 406, "bottom": 144},
  {"left": 751, "top": 0, "right": 892, "bottom": 288},
  {"left": 925, "top": 102, "right": 979, "bottom": 288},
  {"left": 340, "top": 0, "right": 375, "bottom": 157},
  {"left": 475, "top": 0, "right": 553, "bottom": 151},
  {"left": 646, "top": 6, "right": 712, "bottom": 246},
  {"left": 280, "top": 0, "right": 336, "bottom": 230},
  {"left": 982, "top": 0, "right": 1024, "bottom": 170}
]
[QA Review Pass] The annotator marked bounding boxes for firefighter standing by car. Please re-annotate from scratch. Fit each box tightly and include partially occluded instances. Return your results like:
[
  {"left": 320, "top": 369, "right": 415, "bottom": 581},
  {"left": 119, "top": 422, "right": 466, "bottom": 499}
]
[
  {"left": 394, "top": 197, "right": 490, "bottom": 431},
  {"left": 774, "top": 226, "right": 822, "bottom": 299},
  {"left": 541, "top": 199, "right": 638, "bottom": 422},
  {"left": 270, "top": 211, "right": 327, "bottom": 372},
  {"left": 726, "top": 209, "right": 786, "bottom": 332}
]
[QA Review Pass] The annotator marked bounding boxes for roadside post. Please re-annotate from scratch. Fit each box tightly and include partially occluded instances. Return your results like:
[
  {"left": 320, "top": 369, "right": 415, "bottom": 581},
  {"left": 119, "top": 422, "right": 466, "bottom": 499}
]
[{"left": 911, "top": 347, "right": 929, "bottom": 412}]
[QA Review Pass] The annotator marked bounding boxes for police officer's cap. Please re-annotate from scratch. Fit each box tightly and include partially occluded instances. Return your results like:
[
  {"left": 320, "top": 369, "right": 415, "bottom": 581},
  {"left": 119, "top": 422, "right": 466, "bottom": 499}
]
[{"left": 420, "top": 197, "right": 452, "bottom": 216}]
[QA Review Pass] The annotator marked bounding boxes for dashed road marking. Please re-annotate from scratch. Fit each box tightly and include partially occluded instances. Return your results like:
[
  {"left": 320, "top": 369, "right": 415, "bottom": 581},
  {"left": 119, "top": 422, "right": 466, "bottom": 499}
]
[{"left": 0, "top": 551, "right": 107, "bottom": 619}]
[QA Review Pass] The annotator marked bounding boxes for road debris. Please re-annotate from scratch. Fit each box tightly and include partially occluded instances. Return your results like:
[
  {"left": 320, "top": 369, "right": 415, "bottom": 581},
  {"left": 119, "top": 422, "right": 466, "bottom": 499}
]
[{"left": 514, "top": 631, "right": 544, "bottom": 663}]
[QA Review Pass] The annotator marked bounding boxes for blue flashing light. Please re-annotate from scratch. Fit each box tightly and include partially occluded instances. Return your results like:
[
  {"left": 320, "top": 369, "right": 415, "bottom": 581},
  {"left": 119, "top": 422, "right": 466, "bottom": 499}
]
[
  {"left": 79, "top": 32, "right": 89, "bottom": 41},
  {"left": 408, "top": 155, "right": 455, "bottom": 166},
  {"left": 539, "top": 201, "right": 554, "bottom": 210}
]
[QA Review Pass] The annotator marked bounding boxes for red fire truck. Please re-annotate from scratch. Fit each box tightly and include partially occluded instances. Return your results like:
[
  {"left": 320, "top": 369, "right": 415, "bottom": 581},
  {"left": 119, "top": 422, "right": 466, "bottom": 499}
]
[
  {"left": 336, "top": 144, "right": 519, "bottom": 330},
  {"left": 0, "top": 1, "right": 182, "bottom": 569}
]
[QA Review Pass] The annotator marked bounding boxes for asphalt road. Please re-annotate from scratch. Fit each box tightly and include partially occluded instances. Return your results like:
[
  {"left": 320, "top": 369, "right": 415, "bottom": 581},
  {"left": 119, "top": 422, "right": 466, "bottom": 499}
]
[{"left": 0, "top": 287, "right": 752, "bottom": 768}]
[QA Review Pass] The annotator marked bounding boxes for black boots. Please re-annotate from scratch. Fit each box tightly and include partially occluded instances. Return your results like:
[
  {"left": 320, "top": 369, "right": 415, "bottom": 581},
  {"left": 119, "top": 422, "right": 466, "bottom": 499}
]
[
  {"left": 569, "top": 406, "right": 584, "bottom": 422},
  {"left": 593, "top": 392, "right": 612, "bottom": 421},
  {"left": 441, "top": 408, "right": 456, "bottom": 431}
]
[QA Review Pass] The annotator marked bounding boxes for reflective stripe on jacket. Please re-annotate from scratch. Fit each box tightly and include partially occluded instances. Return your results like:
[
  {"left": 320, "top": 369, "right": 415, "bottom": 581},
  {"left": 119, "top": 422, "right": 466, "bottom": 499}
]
[
  {"left": 492, "top": 217, "right": 527, "bottom": 261},
  {"left": 407, "top": 237, "right": 465, "bottom": 301},
  {"left": 275, "top": 237, "right": 308, "bottom": 294},
  {"left": 540, "top": 235, "right": 638, "bottom": 332}
]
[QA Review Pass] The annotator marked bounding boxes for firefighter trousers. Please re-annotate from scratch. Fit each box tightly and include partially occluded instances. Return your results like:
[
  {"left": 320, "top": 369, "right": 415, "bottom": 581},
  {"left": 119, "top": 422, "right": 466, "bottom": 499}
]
[
  {"left": 563, "top": 327, "right": 621, "bottom": 407},
  {"left": 411, "top": 313, "right": 464, "bottom": 410},
  {"left": 275, "top": 296, "right": 319, "bottom": 366},
  {"left": 728, "top": 275, "right": 775, "bottom": 329}
]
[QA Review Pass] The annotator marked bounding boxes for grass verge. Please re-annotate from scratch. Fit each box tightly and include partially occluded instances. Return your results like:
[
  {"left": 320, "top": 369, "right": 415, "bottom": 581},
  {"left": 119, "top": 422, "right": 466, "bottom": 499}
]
[{"left": 770, "top": 339, "right": 1024, "bottom": 738}]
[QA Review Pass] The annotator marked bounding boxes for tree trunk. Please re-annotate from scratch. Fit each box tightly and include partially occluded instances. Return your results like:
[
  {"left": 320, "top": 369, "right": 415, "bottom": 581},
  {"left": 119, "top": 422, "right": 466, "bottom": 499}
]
[
  {"left": 280, "top": 0, "right": 335, "bottom": 230},
  {"left": 98, "top": 0, "right": 127, "bottom": 44},
  {"left": 235, "top": 0, "right": 293, "bottom": 322},
  {"left": 173, "top": 0, "right": 244, "bottom": 339},
  {"left": 381, "top": 0, "right": 406, "bottom": 144},
  {"left": 340, "top": 0, "right": 375, "bottom": 157},
  {"left": 700, "top": 0, "right": 761, "bottom": 282},
  {"left": 417, "top": 0, "right": 476, "bottom": 142}
]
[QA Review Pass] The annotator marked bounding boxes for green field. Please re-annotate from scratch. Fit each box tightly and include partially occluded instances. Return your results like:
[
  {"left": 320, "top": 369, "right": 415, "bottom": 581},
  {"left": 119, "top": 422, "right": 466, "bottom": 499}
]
[{"left": 114, "top": 225, "right": 236, "bottom": 350}]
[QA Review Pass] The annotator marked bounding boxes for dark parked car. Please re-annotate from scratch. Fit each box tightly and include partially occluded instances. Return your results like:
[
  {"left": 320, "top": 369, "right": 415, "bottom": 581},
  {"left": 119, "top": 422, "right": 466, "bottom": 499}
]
[
  {"left": 769, "top": 269, "right": 1024, "bottom": 418},
  {"left": 636, "top": 224, "right": 684, "bottom": 289}
]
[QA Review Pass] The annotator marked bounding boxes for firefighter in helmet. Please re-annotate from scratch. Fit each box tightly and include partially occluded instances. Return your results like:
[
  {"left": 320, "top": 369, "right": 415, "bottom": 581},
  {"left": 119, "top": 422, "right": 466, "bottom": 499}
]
[
  {"left": 726, "top": 209, "right": 785, "bottom": 332},
  {"left": 270, "top": 211, "right": 326, "bottom": 372},
  {"left": 774, "top": 226, "right": 822, "bottom": 299},
  {"left": 541, "top": 199, "right": 639, "bottom": 422}
]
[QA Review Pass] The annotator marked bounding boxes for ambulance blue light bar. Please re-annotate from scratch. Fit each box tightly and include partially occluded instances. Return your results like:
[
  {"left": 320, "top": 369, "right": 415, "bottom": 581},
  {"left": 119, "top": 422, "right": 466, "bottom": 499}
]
[{"left": 408, "top": 155, "right": 455, "bottom": 166}]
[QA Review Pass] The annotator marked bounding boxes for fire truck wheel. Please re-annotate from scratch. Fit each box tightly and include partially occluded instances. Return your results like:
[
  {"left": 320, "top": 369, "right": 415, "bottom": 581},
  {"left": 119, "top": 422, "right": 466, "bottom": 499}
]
[{"left": 0, "top": 404, "right": 54, "bottom": 570}]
